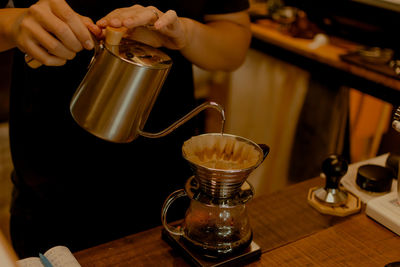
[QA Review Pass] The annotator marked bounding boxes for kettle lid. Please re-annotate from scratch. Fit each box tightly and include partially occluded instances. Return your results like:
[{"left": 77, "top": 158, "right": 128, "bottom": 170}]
[{"left": 105, "top": 39, "right": 172, "bottom": 68}]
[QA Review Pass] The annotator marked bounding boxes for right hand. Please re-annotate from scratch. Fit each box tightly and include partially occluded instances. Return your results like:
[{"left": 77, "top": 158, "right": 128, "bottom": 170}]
[
  {"left": 96, "top": 5, "right": 189, "bottom": 50},
  {"left": 11, "top": 0, "right": 101, "bottom": 66}
]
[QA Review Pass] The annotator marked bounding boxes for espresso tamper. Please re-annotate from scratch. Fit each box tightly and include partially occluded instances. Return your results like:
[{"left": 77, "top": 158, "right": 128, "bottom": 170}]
[{"left": 314, "top": 154, "right": 349, "bottom": 206}]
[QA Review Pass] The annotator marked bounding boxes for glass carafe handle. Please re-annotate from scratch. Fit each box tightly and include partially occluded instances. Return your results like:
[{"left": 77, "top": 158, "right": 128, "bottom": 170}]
[{"left": 161, "top": 189, "right": 187, "bottom": 236}]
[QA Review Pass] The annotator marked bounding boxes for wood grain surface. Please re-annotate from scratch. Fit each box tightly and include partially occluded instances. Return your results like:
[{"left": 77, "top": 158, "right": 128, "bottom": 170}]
[
  {"left": 75, "top": 177, "right": 358, "bottom": 266},
  {"left": 248, "top": 177, "right": 348, "bottom": 253},
  {"left": 257, "top": 214, "right": 400, "bottom": 266}
]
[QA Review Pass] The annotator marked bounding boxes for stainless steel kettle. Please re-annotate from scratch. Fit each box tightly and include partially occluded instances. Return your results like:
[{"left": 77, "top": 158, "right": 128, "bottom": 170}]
[{"left": 70, "top": 28, "right": 224, "bottom": 143}]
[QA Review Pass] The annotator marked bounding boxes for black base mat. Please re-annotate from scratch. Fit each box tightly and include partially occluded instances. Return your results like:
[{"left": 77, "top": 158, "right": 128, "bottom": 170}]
[{"left": 161, "top": 229, "right": 261, "bottom": 267}]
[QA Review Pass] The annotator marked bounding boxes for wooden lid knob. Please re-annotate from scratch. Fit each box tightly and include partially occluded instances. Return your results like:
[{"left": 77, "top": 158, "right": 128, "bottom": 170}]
[{"left": 105, "top": 26, "right": 128, "bottom": 46}]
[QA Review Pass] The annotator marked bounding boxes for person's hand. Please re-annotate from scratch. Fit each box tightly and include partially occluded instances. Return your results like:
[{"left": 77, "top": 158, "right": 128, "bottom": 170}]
[
  {"left": 96, "top": 5, "right": 188, "bottom": 50},
  {"left": 11, "top": 0, "right": 101, "bottom": 66}
]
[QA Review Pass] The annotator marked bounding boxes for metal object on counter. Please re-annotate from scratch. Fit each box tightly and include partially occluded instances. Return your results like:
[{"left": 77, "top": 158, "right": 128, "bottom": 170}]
[
  {"left": 314, "top": 154, "right": 349, "bottom": 206},
  {"left": 358, "top": 47, "right": 394, "bottom": 64},
  {"left": 307, "top": 154, "right": 361, "bottom": 217}
]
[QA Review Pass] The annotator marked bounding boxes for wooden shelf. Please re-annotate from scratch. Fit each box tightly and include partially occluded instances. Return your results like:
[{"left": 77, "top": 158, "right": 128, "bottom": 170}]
[{"left": 251, "top": 20, "right": 400, "bottom": 94}]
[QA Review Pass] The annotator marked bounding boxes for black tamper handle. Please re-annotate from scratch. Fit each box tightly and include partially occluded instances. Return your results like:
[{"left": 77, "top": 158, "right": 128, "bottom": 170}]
[{"left": 322, "top": 155, "right": 348, "bottom": 189}]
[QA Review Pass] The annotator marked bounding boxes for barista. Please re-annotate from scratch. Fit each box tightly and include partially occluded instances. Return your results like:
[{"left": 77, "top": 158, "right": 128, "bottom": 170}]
[{"left": 0, "top": 0, "right": 251, "bottom": 258}]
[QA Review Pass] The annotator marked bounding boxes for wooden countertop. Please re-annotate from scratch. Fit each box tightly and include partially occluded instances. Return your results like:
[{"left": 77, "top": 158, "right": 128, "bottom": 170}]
[
  {"left": 251, "top": 20, "right": 400, "bottom": 94},
  {"left": 74, "top": 177, "right": 400, "bottom": 266}
]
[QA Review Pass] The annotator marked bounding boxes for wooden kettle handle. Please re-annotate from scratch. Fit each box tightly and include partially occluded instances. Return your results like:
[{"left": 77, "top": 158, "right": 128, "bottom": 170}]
[{"left": 25, "top": 26, "right": 128, "bottom": 69}]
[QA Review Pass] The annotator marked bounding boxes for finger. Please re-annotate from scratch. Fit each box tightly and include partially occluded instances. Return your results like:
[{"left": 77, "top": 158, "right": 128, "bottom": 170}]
[
  {"left": 97, "top": 6, "right": 160, "bottom": 29},
  {"left": 27, "top": 3, "right": 83, "bottom": 52},
  {"left": 123, "top": 6, "right": 160, "bottom": 28},
  {"left": 18, "top": 15, "right": 76, "bottom": 59},
  {"left": 97, "top": 5, "right": 147, "bottom": 27},
  {"left": 50, "top": 0, "right": 94, "bottom": 50},
  {"left": 23, "top": 39, "right": 67, "bottom": 66},
  {"left": 154, "top": 11, "right": 182, "bottom": 39},
  {"left": 97, "top": 8, "right": 126, "bottom": 28},
  {"left": 33, "top": 24, "right": 76, "bottom": 60},
  {"left": 154, "top": 9, "right": 177, "bottom": 29},
  {"left": 128, "top": 26, "right": 161, "bottom": 47},
  {"left": 153, "top": 11, "right": 186, "bottom": 50},
  {"left": 25, "top": 54, "right": 43, "bottom": 69},
  {"left": 81, "top": 16, "right": 102, "bottom": 37}
]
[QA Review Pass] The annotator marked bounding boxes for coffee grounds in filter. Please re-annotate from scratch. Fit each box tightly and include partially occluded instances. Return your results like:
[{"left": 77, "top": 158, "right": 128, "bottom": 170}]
[{"left": 182, "top": 134, "right": 261, "bottom": 170}]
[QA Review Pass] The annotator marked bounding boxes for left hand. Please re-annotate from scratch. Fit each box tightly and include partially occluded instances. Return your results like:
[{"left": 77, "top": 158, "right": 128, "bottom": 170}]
[{"left": 96, "top": 5, "right": 188, "bottom": 50}]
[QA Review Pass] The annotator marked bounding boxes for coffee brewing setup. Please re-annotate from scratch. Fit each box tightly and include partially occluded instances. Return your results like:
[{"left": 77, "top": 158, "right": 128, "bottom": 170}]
[
  {"left": 161, "top": 134, "right": 269, "bottom": 264},
  {"left": 64, "top": 27, "right": 270, "bottom": 265}
]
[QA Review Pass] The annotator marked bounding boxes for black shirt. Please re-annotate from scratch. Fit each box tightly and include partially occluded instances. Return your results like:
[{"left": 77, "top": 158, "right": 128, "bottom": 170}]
[{"left": 4, "top": 0, "right": 249, "bottom": 256}]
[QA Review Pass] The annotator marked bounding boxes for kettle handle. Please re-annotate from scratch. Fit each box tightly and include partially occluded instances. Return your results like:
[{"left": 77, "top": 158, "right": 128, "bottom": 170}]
[{"left": 161, "top": 189, "right": 187, "bottom": 236}]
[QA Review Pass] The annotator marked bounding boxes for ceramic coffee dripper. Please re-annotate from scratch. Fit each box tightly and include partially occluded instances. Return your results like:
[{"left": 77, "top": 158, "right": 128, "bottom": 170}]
[
  {"left": 69, "top": 27, "right": 225, "bottom": 143},
  {"left": 161, "top": 133, "right": 269, "bottom": 258}
]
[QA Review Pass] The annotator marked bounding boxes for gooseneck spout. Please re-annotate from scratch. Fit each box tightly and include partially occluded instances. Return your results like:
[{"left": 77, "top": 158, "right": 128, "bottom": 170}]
[{"left": 139, "top": 101, "right": 225, "bottom": 138}]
